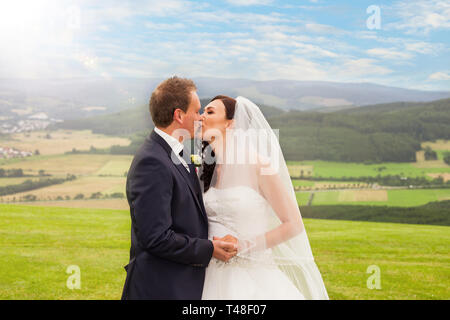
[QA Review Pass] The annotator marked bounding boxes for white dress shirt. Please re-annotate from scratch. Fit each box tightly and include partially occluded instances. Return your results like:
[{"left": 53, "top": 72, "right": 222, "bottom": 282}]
[{"left": 154, "top": 127, "right": 190, "bottom": 173}]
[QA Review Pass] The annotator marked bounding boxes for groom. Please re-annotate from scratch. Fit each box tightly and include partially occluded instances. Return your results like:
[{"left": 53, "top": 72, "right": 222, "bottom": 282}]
[{"left": 121, "top": 76, "right": 237, "bottom": 300}]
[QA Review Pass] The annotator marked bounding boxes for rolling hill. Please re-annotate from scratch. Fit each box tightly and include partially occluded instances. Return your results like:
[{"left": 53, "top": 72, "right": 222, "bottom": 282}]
[{"left": 51, "top": 97, "right": 450, "bottom": 162}]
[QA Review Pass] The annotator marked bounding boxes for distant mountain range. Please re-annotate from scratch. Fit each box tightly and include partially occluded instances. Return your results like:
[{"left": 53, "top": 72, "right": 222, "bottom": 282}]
[{"left": 0, "top": 77, "right": 449, "bottom": 121}]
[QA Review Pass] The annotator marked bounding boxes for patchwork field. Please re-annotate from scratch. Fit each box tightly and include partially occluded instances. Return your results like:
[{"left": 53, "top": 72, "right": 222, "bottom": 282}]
[
  {"left": 0, "top": 176, "right": 126, "bottom": 202},
  {"left": 95, "top": 158, "right": 133, "bottom": 176},
  {"left": 0, "top": 154, "right": 128, "bottom": 176},
  {"left": 0, "top": 204, "right": 448, "bottom": 300},
  {"left": 0, "top": 152, "right": 133, "bottom": 203},
  {"left": 0, "top": 177, "right": 43, "bottom": 186},
  {"left": 0, "top": 130, "right": 131, "bottom": 155},
  {"left": 0, "top": 133, "right": 448, "bottom": 211}
]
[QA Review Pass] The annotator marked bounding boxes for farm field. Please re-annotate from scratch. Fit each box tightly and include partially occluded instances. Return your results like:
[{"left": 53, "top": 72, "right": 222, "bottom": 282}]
[
  {"left": 0, "top": 176, "right": 126, "bottom": 202},
  {"left": 287, "top": 160, "right": 450, "bottom": 179},
  {"left": 0, "top": 177, "right": 44, "bottom": 186},
  {"left": 0, "top": 132, "right": 448, "bottom": 211},
  {"left": 0, "top": 152, "right": 132, "bottom": 203},
  {"left": 296, "top": 188, "right": 450, "bottom": 207},
  {"left": 0, "top": 204, "right": 448, "bottom": 300},
  {"left": 0, "top": 130, "right": 130, "bottom": 155},
  {"left": 0, "top": 154, "right": 133, "bottom": 176},
  {"left": 421, "top": 139, "right": 450, "bottom": 156},
  {"left": 14, "top": 199, "right": 129, "bottom": 210},
  {"left": 0, "top": 141, "right": 448, "bottom": 207},
  {"left": 291, "top": 179, "right": 367, "bottom": 188}
]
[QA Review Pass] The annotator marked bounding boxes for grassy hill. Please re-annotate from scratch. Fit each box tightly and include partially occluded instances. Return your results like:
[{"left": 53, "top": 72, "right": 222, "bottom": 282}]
[{"left": 0, "top": 204, "right": 448, "bottom": 300}]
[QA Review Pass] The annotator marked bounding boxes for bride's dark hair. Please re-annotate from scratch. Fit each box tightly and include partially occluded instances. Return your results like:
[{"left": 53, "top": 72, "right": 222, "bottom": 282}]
[{"left": 200, "top": 95, "right": 236, "bottom": 192}]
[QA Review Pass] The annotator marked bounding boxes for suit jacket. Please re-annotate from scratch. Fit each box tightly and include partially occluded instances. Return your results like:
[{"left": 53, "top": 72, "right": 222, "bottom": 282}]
[{"left": 121, "top": 130, "right": 213, "bottom": 300}]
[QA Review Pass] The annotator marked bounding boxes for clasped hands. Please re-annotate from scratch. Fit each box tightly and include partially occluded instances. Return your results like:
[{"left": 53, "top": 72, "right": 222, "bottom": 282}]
[{"left": 212, "top": 234, "right": 240, "bottom": 262}]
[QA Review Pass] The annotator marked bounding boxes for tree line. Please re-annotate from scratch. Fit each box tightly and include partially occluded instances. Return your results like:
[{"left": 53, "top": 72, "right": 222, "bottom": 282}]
[{"left": 0, "top": 174, "right": 76, "bottom": 196}]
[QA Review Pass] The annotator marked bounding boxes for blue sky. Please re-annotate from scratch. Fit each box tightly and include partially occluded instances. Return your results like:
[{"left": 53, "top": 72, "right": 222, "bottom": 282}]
[{"left": 0, "top": 0, "right": 449, "bottom": 90}]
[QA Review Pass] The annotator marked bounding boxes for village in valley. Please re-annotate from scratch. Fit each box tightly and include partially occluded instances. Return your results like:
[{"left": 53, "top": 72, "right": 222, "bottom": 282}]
[
  {"left": 0, "top": 112, "right": 62, "bottom": 159},
  {"left": 0, "top": 146, "right": 33, "bottom": 159}
]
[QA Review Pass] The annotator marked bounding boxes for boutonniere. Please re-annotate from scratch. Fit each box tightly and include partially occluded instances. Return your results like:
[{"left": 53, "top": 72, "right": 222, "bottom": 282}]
[{"left": 190, "top": 154, "right": 202, "bottom": 167}]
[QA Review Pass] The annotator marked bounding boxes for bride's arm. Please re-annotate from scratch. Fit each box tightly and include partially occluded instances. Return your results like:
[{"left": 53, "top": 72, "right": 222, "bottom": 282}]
[
  {"left": 238, "top": 163, "right": 304, "bottom": 254},
  {"left": 258, "top": 166, "right": 304, "bottom": 249}
]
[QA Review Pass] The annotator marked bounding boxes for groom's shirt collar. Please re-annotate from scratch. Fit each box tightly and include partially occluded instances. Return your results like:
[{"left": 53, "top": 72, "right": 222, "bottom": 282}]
[{"left": 154, "top": 127, "right": 190, "bottom": 172}]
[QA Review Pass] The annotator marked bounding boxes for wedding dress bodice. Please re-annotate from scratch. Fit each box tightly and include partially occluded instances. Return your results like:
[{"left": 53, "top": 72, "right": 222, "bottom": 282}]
[{"left": 203, "top": 185, "right": 271, "bottom": 241}]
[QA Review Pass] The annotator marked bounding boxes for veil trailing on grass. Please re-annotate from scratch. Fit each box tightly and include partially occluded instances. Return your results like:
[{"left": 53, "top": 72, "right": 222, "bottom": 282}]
[{"left": 206, "top": 96, "right": 329, "bottom": 299}]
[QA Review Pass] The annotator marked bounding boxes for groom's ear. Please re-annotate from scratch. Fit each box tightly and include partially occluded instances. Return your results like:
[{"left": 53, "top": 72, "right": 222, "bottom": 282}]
[{"left": 173, "top": 108, "right": 184, "bottom": 125}]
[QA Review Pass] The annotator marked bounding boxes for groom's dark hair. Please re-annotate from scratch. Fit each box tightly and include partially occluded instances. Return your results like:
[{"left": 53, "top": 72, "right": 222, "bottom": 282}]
[{"left": 150, "top": 76, "right": 197, "bottom": 128}]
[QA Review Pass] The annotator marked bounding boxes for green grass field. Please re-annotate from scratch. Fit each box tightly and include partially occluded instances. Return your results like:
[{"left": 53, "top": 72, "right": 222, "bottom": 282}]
[
  {"left": 296, "top": 188, "right": 450, "bottom": 207},
  {"left": 287, "top": 160, "right": 450, "bottom": 179},
  {"left": 0, "top": 204, "right": 448, "bottom": 300}
]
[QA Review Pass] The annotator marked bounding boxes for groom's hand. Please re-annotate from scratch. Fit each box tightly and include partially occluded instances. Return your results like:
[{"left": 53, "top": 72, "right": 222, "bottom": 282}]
[
  {"left": 213, "top": 235, "right": 238, "bottom": 251},
  {"left": 212, "top": 236, "right": 238, "bottom": 262}
]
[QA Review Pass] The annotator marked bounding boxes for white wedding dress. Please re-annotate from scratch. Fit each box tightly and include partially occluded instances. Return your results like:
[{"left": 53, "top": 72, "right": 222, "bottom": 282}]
[
  {"left": 201, "top": 186, "right": 305, "bottom": 300},
  {"left": 199, "top": 96, "right": 328, "bottom": 300}
]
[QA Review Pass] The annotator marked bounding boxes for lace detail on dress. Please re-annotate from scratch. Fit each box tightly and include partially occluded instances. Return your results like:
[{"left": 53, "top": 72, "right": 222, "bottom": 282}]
[{"left": 203, "top": 186, "right": 270, "bottom": 239}]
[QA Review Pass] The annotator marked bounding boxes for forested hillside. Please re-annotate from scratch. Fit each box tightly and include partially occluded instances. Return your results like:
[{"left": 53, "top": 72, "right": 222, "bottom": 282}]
[
  {"left": 52, "top": 98, "right": 450, "bottom": 162},
  {"left": 269, "top": 98, "right": 450, "bottom": 162}
]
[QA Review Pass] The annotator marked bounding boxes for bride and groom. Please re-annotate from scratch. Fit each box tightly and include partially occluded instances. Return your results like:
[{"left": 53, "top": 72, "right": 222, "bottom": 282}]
[{"left": 121, "top": 76, "right": 329, "bottom": 300}]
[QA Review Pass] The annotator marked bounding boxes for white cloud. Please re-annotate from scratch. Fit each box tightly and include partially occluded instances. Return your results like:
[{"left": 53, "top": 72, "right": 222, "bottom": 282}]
[
  {"left": 333, "top": 58, "right": 393, "bottom": 79},
  {"left": 386, "top": 0, "right": 450, "bottom": 34},
  {"left": 366, "top": 48, "right": 413, "bottom": 60},
  {"left": 403, "top": 41, "right": 443, "bottom": 55},
  {"left": 225, "top": 0, "right": 273, "bottom": 6},
  {"left": 294, "top": 43, "right": 338, "bottom": 58},
  {"left": 428, "top": 72, "right": 450, "bottom": 81},
  {"left": 356, "top": 32, "right": 446, "bottom": 57},
  {"left": 305, "top": 23, "right": 345, "bottom": 35},
  {"left": 144, "top": 22, "right": 185, "bottom": 30}
]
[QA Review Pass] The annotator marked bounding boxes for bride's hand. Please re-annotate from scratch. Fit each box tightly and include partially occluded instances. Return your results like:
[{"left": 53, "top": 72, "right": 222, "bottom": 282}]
[
  {"left": 213, "top": 235, "right": 238, "bottom": 252},
  {"left": 212, "top": 236, "right": 238, "bottom": 262}
]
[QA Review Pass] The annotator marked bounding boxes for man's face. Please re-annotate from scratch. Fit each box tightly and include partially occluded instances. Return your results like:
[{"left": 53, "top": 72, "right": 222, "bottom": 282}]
[{"left": 182, "top": 91, "right": 202, "bottom": 138}]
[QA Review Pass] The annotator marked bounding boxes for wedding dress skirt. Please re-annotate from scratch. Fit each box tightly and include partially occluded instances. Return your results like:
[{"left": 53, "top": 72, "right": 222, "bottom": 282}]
[{"left": 201, "top": 186, "right": 306, "bottom": 300}]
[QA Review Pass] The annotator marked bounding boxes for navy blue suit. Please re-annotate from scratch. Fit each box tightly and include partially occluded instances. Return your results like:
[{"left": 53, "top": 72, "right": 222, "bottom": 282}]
[{"left": 121, "top": 130, "right": 214, "bottom": 300}]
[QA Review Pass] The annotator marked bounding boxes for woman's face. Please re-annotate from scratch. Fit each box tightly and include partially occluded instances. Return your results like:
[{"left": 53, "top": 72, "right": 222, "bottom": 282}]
[{"left": 201, "top": 99, "right": 232, "bottom": 142}]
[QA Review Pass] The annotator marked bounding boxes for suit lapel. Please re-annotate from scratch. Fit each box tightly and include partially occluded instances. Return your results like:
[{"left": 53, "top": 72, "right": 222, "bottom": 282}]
[
  {"left": 189, "top": 165, "right": 208, "bottom": 216},
  {"left": 150, "top": 130, "right": 208, "bottom": 223}
]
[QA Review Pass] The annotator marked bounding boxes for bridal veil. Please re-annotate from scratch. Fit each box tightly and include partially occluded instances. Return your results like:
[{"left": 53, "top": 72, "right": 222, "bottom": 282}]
[{"left": 200, "top": 96, "right": 329, "bottom": 300}]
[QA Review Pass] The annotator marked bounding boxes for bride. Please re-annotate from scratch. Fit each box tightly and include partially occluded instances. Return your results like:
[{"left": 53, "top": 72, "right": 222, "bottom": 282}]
[{"left": 197, "top": 95, "right": 329, "bottom": 300}]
